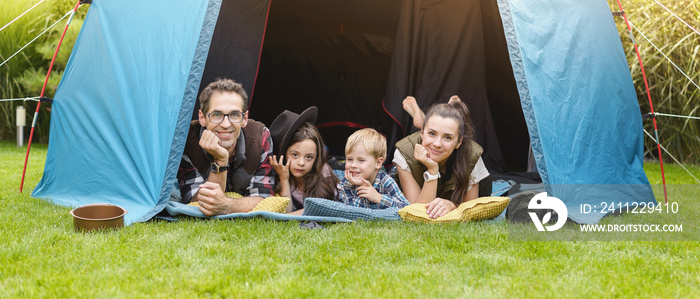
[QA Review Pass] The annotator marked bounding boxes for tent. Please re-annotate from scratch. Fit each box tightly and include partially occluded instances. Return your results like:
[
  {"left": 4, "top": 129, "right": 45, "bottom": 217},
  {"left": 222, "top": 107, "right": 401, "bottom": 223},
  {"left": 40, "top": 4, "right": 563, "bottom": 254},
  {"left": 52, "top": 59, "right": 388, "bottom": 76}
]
[{"left": 32, "top": 0, "right": 655, "bottom": 224}]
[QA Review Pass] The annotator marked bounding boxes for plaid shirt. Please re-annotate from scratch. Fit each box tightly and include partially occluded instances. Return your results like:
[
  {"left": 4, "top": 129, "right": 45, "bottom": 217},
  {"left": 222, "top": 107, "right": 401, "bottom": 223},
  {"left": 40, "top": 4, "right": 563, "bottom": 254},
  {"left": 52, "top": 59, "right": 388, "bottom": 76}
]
[
  {"left": 337, "top": 168, "right": 409, "bottom": 209},
  {"left": 178, "top": 128, "right": 275, "bottom": 203}
]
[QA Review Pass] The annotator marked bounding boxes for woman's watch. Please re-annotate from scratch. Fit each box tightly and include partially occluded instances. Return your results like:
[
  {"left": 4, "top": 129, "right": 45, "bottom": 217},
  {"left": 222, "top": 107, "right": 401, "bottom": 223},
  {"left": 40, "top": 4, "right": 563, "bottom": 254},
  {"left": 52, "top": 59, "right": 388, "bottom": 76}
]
[
  {"left": 210, "top": 162, "right": 229, "bottom": 173},
  {"left": 423, "top": 171, "right": 441, "bottom": 182}
]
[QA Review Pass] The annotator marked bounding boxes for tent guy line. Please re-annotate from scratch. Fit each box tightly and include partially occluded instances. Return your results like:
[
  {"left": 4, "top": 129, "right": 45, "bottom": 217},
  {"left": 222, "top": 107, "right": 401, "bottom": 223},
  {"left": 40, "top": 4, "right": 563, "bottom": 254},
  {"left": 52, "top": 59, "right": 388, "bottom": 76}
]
[
  {"left": 652, "top": 113, "right": 700, "bottom": 121},
  {"left": 644, "top": 129, "right": 700, "bottom": 184},
  {"left": 0, "top": 0, "right": 48, "bottom": 33},
  {"left": 652, "top": 0, "right": 700, "bottom": 36},
  {"left": 629, "top": 21, "right": 700, "bottom": 92},
  {"left": 0, "top": 10, "right": 72, "bottom": 68},
  {"left": 0, "top": 97, "right": 40, "bottom": 103}
]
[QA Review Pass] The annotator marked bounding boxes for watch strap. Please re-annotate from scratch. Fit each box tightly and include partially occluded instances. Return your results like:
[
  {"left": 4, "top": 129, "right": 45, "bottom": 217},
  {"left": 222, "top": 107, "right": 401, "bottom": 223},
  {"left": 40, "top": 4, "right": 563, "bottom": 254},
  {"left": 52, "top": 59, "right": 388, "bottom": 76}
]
[
  {"left": 423, "top": 170, "right": 440, "bottom": 182},
  {"left": 211, "top": 162, "right": 229, "bottom": 173}
]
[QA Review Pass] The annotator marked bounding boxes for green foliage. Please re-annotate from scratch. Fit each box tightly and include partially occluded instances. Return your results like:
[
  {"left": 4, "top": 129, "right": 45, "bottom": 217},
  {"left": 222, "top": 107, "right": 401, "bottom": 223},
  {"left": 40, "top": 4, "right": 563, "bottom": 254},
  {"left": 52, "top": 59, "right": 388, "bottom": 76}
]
[
  {"left": 48, "top": 0, "right": 88, "bottom": 20},
  {"left": 17, "top": 68, "right": 63, "bottom": 98},
  {"left": 15, "top": 18, "right": 83, "bottom": 100},
  {"left": 1, "top": 1, "right": 50, "bottom": 140},
  {"left": 1, "top": 140, "right": 699, "bottom": 297},
  {"left": 0, "top": 0, "right": 84, "bottom": 142},
  {"left": 609, "top": 0, "right": 700, "bottom": 164},
  {"left": 33, "top": 18, "right": 84, "bottom": 71}
]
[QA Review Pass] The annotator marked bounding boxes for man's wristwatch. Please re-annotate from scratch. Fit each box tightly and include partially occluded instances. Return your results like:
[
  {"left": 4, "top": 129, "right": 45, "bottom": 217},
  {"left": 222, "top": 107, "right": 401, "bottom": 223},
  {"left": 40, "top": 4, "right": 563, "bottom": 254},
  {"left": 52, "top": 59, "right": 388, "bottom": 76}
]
[
  {"left": 423, "top": 171, "right": 441, "bottom": 182},
  {"left": 210, "top": 162, "right": 229, "bottom": 174}
]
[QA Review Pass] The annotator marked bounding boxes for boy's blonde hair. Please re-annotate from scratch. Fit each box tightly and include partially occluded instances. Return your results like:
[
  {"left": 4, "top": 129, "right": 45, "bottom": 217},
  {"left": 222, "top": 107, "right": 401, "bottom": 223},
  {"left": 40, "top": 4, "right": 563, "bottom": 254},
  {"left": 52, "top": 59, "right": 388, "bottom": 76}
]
[{"left": 345, "top": 128, "right": 387, "bottom": 160}]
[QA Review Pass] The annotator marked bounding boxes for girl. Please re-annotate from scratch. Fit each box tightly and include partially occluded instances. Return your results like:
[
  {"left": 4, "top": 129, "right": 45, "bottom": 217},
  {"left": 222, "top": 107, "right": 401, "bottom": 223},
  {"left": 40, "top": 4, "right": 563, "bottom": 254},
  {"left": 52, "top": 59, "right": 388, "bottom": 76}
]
[
  {"left": 393, "top": 98, "right": 490, "bottom": 219},
  {"left": 268, "top": 107, "right": 339, "bottom": 214}
]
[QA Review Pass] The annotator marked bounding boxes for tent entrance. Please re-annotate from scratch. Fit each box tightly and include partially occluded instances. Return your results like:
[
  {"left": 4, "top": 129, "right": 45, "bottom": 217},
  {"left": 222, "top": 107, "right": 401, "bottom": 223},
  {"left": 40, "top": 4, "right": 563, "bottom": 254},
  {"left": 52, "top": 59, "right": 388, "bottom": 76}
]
[
  {"left": 252, "top": 0, "right": 402, "bottom": 157},
  {"left": 198, "top": 0, "right": 533, "bottom": 173}
]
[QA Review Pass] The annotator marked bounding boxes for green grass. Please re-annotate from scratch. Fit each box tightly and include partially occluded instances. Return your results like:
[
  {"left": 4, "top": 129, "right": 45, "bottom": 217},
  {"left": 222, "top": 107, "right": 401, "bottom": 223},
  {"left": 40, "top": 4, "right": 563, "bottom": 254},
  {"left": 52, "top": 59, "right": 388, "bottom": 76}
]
[
  {"left": 644, "top": 161, "right": 700, "bottom": 184},
  {"left": 1, "top": 140, "right": 699, "bottom": 297}
]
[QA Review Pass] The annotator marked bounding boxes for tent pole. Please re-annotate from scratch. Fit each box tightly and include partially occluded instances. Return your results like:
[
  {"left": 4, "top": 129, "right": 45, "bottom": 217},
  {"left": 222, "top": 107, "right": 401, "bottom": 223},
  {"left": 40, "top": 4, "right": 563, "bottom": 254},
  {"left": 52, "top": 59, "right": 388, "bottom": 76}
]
[
  {"left": 614, "top": 0, "right": 668, "bottom": 204},
  {"left": 20, "top": 1, "right": 82, "bottom": 193}
]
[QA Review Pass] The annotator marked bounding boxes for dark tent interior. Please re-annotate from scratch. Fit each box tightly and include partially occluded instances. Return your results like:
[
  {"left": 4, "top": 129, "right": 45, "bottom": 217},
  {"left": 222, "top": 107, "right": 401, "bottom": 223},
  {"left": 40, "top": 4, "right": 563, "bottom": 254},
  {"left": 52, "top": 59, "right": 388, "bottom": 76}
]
[{"left": 196, "top": 0, "right": 533, "bottom": 175}]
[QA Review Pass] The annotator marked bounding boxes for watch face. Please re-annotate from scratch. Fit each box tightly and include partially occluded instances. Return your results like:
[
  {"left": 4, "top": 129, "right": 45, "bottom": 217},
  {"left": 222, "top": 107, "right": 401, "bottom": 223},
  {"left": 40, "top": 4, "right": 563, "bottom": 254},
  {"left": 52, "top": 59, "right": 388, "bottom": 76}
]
[
  {"left": 424, "top": 171, "right": 439, "bottom": 181},
  {"left": 211, "top": 163, "right": 228, "bottom": 173}
]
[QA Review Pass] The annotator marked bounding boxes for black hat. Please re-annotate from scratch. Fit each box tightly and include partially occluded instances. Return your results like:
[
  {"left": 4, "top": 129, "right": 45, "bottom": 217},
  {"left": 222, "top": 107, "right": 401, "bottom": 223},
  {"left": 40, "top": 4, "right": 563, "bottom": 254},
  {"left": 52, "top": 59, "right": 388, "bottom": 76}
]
[{"left": 269, "top": 106, "right": 318, "bottom": 155}]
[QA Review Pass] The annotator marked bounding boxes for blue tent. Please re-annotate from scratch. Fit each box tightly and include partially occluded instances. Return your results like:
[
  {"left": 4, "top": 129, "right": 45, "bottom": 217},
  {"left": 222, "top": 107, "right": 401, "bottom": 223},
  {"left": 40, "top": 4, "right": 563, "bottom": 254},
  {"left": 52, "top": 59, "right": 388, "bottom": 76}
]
[{"left": 33, "top": 0, "right": 655, "bottom": 224}]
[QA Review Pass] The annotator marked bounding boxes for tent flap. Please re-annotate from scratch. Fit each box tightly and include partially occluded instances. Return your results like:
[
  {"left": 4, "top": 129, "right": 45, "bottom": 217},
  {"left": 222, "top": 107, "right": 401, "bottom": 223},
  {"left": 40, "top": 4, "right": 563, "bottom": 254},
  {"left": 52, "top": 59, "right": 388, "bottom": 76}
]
[
  {"left": 32, "top": 0, "right": 220, "bottom": 224},
  {"left": 497, "top": 0, "right": 655, "bottom": 223}
]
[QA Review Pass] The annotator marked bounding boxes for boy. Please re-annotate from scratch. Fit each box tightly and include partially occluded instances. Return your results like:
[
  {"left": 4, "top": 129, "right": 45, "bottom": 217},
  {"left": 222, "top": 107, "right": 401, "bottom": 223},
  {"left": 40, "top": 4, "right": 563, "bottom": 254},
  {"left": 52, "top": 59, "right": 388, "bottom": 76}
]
[{"left": 338, "top": 128, "right": 410, "bottom": 208}]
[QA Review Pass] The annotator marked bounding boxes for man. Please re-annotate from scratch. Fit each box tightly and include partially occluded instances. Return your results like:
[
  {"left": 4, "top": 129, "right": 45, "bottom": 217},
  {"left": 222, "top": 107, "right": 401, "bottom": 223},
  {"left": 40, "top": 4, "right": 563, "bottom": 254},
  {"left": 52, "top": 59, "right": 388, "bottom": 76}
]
[{"left": 177, "top": 78, "right": 275, "bottom": 216}]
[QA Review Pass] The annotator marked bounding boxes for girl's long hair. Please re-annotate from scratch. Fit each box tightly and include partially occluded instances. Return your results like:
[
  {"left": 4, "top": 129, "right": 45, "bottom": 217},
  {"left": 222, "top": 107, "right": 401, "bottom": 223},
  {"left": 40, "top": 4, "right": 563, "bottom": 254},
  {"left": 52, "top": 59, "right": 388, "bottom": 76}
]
[
  {"left": 287, "top": 122, "right": 339, "bottom": 199},
  {"left": 422, "top": 101, "right": 475, "bottom": 204}
]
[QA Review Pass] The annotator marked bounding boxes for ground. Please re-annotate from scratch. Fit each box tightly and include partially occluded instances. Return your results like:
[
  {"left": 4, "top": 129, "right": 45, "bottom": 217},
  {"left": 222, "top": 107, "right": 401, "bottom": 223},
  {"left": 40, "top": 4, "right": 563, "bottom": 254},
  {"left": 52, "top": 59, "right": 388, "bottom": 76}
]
[{"left": 1, "top": 141, "right": 698, "bottom": 297}]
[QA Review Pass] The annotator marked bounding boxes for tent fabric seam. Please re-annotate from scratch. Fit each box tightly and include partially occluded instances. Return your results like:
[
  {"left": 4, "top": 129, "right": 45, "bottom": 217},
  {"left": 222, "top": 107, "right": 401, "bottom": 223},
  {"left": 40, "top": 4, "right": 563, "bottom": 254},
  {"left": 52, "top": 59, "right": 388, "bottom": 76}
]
[{"left": 495, "top": 0, "right": 549, "bottom": 185}]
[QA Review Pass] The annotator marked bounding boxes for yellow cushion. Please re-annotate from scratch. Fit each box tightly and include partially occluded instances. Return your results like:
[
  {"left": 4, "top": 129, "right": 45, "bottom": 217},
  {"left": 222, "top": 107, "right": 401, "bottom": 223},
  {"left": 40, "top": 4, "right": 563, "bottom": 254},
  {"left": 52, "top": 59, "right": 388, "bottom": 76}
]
[
  {"left": 225, "top": 192, "right": 244, "bottom": 199},
  {"left": 398, "top": 196, "right": 510, "bottom": 223},
  {"left": 251, "top": 196, "right": 291, "bottom": 213}
]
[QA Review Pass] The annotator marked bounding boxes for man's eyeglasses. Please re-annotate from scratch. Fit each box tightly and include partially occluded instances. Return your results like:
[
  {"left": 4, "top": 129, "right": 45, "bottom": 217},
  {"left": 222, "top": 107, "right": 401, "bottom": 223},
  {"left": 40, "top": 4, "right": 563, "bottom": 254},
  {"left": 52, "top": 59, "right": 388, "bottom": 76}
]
[{"left": 206, "top": 111, "right": 245, "bottom": 123}]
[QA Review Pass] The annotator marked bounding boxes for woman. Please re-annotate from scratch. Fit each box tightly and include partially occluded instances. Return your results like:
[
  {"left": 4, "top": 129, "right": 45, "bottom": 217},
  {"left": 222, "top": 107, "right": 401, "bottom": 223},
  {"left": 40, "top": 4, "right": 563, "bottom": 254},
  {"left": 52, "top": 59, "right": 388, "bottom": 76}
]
[{"left": 393, "top": 97, "right": 490, "bottom": 218}]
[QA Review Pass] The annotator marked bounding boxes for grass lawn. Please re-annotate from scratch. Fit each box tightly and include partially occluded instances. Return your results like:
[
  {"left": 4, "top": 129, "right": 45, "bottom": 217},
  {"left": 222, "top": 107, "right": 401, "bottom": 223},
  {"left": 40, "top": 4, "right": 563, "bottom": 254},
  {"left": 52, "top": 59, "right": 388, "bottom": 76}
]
[{"left": 1, "top": 141, "right": 699, "bottom": 297}]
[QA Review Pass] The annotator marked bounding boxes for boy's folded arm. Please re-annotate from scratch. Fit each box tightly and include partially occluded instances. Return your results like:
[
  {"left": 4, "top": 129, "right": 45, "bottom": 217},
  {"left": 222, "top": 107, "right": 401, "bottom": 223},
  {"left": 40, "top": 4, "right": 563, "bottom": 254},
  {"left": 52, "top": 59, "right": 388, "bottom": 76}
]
[
  {"left": 336, "top": 184, "right": 355, "bottom": 205},
  {"left": 379, "top": 194, "right": 409, "bottom": 208},
  {"left": 379, "top": 195, "right": 391, "bottom": 208},
  {"left": 378, "top": 180, "right": 410, "bottom": 208}
]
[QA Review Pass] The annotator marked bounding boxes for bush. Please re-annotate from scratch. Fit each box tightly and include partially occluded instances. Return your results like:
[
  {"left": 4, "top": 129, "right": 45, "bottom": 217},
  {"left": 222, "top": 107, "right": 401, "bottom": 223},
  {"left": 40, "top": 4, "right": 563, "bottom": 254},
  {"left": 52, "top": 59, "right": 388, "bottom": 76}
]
[
  {"left": 0, "top": 0, "right": 84, "bottom": 142},
  {"left": 609, "top": 0, "right": 700, "bottom": 164}
]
